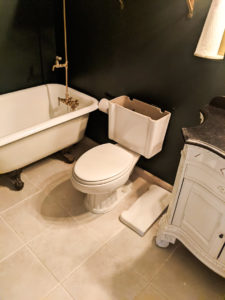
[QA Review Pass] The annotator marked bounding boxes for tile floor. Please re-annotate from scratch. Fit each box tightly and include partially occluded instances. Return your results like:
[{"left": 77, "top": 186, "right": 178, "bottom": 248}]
[{"left": 0, "top": 137, "right": 225, "bottom": 300}]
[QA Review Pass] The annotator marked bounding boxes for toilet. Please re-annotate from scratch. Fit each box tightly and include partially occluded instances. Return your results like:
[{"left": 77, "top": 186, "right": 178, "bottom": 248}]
[
  {"left": 71, "top": 143, "right": 140, "bottom": 213},
  {"left": 71, "top": 96, "right": 171, "bottom": 213}
]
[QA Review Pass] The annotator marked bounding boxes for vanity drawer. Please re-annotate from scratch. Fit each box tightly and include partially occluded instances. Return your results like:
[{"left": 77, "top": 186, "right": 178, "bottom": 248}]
[
  {"left": 184, "top": 164, "right": 225, "bottom": 202},
  {"left": 186, "top": 145, "right": 225, "bottom": 177}
]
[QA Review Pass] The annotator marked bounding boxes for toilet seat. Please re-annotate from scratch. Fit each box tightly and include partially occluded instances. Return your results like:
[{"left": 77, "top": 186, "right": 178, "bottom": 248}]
[
  {"left": 73, "top": 143, "right": 138, "bottom": 185},
  {"left": 71, "top": 143, "right": 140, "bottom": 211}
]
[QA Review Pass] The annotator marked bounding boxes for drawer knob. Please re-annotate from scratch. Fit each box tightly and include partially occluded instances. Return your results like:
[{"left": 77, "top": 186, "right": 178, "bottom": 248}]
[{"left": 219, "top": 234, "right": 224, "bottom": 239}]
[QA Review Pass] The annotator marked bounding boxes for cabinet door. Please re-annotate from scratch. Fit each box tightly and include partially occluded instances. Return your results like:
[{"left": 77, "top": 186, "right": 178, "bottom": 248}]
[
  {"left": 172, "top": 179, "right": 225, "bottom": 255},
  {"left": 218, "top": 245, "right": 225, "bottom": 264}
]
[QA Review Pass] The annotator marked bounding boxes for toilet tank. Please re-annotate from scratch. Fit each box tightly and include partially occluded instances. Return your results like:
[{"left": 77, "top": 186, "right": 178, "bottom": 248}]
[{"left": 99, "top": 96, "right": 171, "bottom": 159}]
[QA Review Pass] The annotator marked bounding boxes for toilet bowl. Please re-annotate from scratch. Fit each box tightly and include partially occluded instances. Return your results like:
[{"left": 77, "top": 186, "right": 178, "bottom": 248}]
[
  {"left": 71, "top": 96, "right": 171, "bottom": 214},
  {"left": 71, "top": 143, "right": 140, "bottom": 213}
]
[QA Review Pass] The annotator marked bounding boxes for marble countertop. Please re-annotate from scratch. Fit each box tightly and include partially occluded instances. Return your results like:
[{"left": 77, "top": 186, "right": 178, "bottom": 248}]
[{"left": 182, "top": 96, "right": 225, "bottom": 158}]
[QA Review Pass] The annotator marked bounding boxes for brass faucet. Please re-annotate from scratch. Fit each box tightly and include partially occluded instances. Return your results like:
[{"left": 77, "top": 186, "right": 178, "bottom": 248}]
[
  {"left": 58, "top": 96, "right": 79, "bottom": 111},
  {"left": 52, "top": 56, "right": 68, "bottom": 71},
  {"left": 52, "top": 55, "right": 79, "bottom": 111},
  {"left": 51, "top": 0, "right": 79, "bottom": 111}
]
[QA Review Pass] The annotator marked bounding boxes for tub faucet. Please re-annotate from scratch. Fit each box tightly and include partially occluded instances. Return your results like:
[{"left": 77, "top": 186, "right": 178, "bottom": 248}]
[
  {"left": 52, "top": 55, "right": 78, "bottom": 111},
  {"left": 52, "top": 56, "right": 67, "bottom": 71}
]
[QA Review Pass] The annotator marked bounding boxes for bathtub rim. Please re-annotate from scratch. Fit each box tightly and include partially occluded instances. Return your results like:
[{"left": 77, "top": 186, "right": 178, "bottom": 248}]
[{"left": 0, "top": 84, "right": 98, "bottom": 147}]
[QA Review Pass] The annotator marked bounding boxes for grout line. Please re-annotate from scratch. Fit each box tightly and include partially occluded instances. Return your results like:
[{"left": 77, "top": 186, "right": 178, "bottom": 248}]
[
  {"left": 59, "top": 284, "right": 77, "bottom": 300},
  {"left": 61, "top": 226, "right": 125, "bottom": 285},
  {"left": 131, "top": 243, "right": 179, "bottom": 300},
  {"left": 0, "top": 217, "right": 79, "bottom": 290},
  {"left": 23, "top": 225, "right": 51, "bottom": 246},
  {"left": 23, "top": 219, "right": 121, "bottom": 289},
  {"left": 0, "top": 189, "right": 41, "bottom": 215},
  {"left": 60, "top": 284, "right": 76, "bottom": 300},
  {"left": 0, "top": 215, "right": 53, "bottom": 263},
  {"left": 25, "top": 243, "right": 76, "bottom": 300},
  {"left": 40, "top": 283, "right": 62, "bottom": 299},
  {"left": 0, "top": 215, "right": 26, "bottom": 264},
  {"left": 131, "top": 238, "right": 179, "bottom": 285},
  {"left": 25, "top": 243, "right": 61, "bottom": 283},
  {"left": 22, "top": 156, "right": 73, "bottom": 191},
  {"left": 0, "top": 209, "right": 121, "bottom": 270},
  {"left": 22, "top": 173, "right": 42, "bottom": 191},
  {"left": 149, "top": 283, "right": 170, "bottom": 300},
  {"left": 0, "top": 244, "right": 25, "bottom": 265},
  {"left": 134, "top": 281, "right": 170, "bottom": 300},
  {"left": 39, "top": 282, "right": 75, "bottom": 300},
  {"left": 59, "top": 180, "right": 160, "bottom": 284},
  {"left": 147, "top": 242, "right": 179, "bottom": 283},
  {"left": 0, "top": 213, "right": 53, "bottom": 264}
]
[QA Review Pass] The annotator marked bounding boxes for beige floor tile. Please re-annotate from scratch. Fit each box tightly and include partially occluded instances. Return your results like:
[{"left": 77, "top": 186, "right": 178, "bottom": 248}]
[
  {"left": 151, "top": 245, "right": 225, "bottom": 300},
  {"left": 105, "top": 221, "right": 177, "bottom": 282},
  {"left": 63, "top": 244, "right": 148, "bottom": 300},
  {"left": 0, "top": 217, "right": 23, "bottom": 261},
  {"left": 23, "top": 157, "right": 72, "bottom": 191},
  {"left": 76, "top": 205, "right": 125, "bottom": 243},
  {"left": 4, "top": 138, "right": 224, "bottom": 300},
  {"left": 1, "top": 189, "right": 72, "bottom": 243},
  {"left": 45, "top": 176, "right": 86, "bottom": 217},
  {"left": 0, "top": 173, "right": 38, "bottom": 212},
  {"left": 41, "top": 285, "right": 73, "bottom": 300},
  {"left": 134, "top": 283, "right": 168, "bottom": 300},
  {"left": 0, "top": 246, "right": 57, "bottom": 300},
  {"left": 28, "top": 221, "right": 102, "bottom": 281}
]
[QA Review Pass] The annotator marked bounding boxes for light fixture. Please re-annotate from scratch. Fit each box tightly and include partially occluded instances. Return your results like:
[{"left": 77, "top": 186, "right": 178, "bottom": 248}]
[{"left": 194, "top": 0, "right": 225, "bottom": 60}]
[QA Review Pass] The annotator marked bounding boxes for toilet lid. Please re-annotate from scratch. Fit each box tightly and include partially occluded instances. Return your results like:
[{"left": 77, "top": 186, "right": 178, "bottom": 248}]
[{"left": 74, "top": 143, "right": 135, "bottom": 182}]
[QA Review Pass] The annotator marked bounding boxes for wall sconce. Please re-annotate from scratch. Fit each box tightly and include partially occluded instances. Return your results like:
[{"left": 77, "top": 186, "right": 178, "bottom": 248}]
[{"left": 194, "top": 0, "right": 225, "bottom": 60}]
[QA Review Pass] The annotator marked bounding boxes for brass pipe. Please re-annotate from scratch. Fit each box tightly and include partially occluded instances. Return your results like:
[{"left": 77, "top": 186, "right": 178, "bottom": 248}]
[
  {"left": 63, "top": 0, "right": 69, "bottom": 99},
  {"left": 186, "top": 0, "right": 195, "bottom": 18},
  {"left": 118, "top": 0, "right": 124, "bottom": 10},
  {"left": 52, "top": 0, "right": 79, "bottom": 111}
]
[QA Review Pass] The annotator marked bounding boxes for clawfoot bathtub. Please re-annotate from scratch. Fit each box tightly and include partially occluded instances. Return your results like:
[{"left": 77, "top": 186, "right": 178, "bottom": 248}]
[{"left": 0, "top": 84, "right": 98, "bottom": 190}]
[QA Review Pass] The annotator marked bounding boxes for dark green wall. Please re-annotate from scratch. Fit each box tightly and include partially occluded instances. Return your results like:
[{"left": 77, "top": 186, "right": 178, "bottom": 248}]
[
  {"left": 63, "top": 0, "right": 225, "bottom": 184},
  {"left": 0, "top": 0, "right": 57, "bottom": 94},
  {"left": 1, "top": 1, "right": 225, "bottom": 185}
]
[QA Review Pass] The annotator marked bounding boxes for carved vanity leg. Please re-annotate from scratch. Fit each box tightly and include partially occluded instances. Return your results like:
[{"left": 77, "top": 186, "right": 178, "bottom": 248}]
[
  {"left": 156, "top": 214, "right": 176, "bottom": 248},
  {"left": 8, "top": 169, "right": 24, "bottom": 191},
  {"left": 156, "top": 234, "right": 176, "bottom": 248}
]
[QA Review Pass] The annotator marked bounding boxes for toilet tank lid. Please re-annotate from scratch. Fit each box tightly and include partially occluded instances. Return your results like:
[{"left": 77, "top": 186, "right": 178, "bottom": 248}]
[{"left": 74, "top": 143, "right": 137, "bottom": 182}]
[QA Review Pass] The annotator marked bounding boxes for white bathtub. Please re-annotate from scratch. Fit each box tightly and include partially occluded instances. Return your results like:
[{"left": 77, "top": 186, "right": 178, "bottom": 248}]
[{"left": 0, "top": 84, "right": 98, "bottom": 174}]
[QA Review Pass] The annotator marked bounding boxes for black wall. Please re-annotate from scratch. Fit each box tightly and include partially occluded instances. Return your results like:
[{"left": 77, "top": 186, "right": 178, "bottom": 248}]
[
  {"left": 63, "top": 0, "right": 225, "bottom": 184},
  {"left": 0, "top": 0, "right": 57, "bottom": 94}
]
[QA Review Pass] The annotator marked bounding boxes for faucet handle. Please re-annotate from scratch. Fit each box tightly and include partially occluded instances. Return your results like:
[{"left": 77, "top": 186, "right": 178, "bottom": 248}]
[{"left": 56, "top": 56, "right": 62, "bottom": 62}]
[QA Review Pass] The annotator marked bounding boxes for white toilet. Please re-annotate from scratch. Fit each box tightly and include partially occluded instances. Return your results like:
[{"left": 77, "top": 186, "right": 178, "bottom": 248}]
[{"left": 71, "top": 96, "right": 171, "bottom": 213}]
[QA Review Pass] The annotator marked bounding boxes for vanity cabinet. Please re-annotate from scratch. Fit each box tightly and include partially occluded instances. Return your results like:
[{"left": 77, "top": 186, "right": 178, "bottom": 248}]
[{"left": 156, "top": 144, "right": 225, "bottom": 278}]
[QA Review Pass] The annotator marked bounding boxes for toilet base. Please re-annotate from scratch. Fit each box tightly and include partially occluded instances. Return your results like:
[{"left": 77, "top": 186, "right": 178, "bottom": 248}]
[{"left": 85, "top": 190, "right": 121, "bottom": 214}]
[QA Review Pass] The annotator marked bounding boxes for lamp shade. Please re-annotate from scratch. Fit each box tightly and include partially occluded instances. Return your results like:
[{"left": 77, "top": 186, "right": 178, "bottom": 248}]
[{"left": 194, "top": 0, "right": 225, "bottom": 60}]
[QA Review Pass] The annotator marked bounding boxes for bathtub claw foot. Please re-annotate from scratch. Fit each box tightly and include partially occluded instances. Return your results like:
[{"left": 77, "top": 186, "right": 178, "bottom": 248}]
[
  {"left": 59, "top": 147, "right": 75, "bottom": 164},
  {"left": 8, "top": 169, "right": 24, "bottom": 191},
  {"left": 62, "top": 152, "right": 75, "bottom": 164}
]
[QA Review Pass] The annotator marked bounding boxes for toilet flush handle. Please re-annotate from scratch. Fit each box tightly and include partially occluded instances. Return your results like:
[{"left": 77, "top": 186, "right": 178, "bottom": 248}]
[{"left": 99, "top": 98, "right": 109, "bottom": 114}]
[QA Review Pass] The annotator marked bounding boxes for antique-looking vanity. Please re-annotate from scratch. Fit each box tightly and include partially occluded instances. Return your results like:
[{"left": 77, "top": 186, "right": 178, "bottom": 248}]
[{"left": 156, "top": 97, "right": 225, "bottom": 278}]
